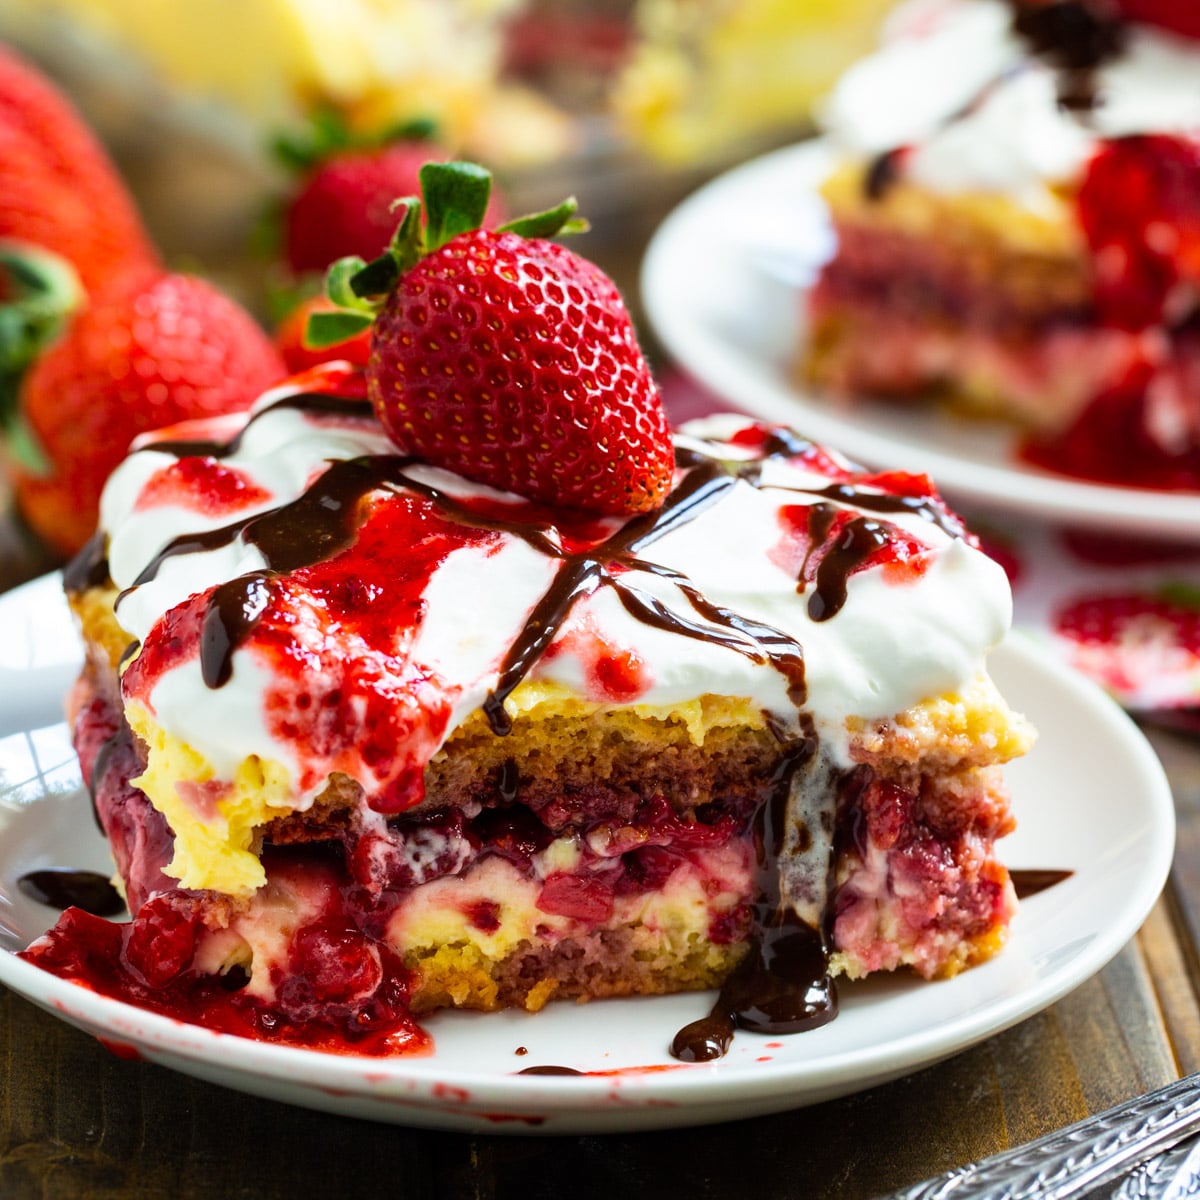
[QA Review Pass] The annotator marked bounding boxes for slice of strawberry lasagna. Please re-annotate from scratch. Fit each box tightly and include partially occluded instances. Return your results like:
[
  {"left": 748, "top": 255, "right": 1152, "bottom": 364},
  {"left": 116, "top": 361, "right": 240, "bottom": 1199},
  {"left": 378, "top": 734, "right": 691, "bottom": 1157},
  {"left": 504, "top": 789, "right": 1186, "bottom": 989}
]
[{"left": 26, "top": 364, "right": 1031, "bottom": 1056}]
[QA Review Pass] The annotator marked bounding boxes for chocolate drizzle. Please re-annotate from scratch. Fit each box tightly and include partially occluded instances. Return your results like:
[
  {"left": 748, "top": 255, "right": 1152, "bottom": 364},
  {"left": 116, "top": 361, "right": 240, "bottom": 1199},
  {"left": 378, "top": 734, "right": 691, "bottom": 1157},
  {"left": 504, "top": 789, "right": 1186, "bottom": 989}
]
[
  {"left": 808, "top": 518, "right": 892, "bottom": 622},
  {"left": 124, "top": 411, "right": 957, "bottom": 709},
  {"left": 201, "top": 574, "right": 272, "bottom": 688},
  {"left": 812, "top": 481, "right": 966, "bottom": 539},
  {"left": 127, "top": 455, "right": 420, "bottom": 597},
  {"left": 1011, "top": 868, "right": 1074, "bottom": 898},
  {"left": 1013, "top": 0, "right": 1127, "bottom": 114},
  {"left": 498, "top": 759, "right": 520, "bottom": 803},
  {"left": 1012, "top": 1, "right": 1126, "bottom": 71},
  {"left": 87, "top": 729, "right": 126, "bottom": 833},
  {"left": 63, "top": 530, "right": 110, "bottom": 596},
  {"left": 139, "top": 392, "right": 376, "bottom": 462},
  {"left": 65, "top": 393, "right": 374, "bottom": 599},
  {"left": 865, "top": 149, "right": 904, "bottom": 202},
  {"left": 672, "top": 720, "right": 837, "bottom": 1062}
]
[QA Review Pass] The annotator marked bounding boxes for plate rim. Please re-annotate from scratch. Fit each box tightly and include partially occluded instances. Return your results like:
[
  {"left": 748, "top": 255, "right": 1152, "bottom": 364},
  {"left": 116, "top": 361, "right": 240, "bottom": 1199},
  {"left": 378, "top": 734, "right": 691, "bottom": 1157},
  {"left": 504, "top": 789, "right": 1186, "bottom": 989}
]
[
  {"left": 641, "top": 138, "right": 1200, "bottom": 540},
  {"left": 0, "top": 574, "right": 1177, "bottom": 1127}
]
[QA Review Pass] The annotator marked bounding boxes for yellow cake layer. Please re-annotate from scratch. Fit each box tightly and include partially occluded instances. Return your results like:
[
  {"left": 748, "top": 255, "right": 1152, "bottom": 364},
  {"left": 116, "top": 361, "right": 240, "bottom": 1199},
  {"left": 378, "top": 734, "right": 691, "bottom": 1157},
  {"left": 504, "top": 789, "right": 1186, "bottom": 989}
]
[{"left": 820, "top": 161, "right": 1085, "bottom": 260}]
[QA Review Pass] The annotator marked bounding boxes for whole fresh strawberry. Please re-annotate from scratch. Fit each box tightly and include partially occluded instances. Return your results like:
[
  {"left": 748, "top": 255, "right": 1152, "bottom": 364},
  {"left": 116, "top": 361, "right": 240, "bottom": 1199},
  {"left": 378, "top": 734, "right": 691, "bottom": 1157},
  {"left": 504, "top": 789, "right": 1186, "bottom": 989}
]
[
  {"left": 1110, "top": 0, "right": 1200, "bottom": 40},
  {"left": 1053, "top": 584, "right": 1200, "bottom": 707},
  {"left": 0, "top": 47, "right": 157, "bottom": 296},
  {"left": 278, "top": 113, "right": 504, "bottom": 277},
  {"left": 12, "top": 268, "right": 285, "bottom": 556},
  {"left": 313, "top": 161, "right": 673, "bottom": 516}
]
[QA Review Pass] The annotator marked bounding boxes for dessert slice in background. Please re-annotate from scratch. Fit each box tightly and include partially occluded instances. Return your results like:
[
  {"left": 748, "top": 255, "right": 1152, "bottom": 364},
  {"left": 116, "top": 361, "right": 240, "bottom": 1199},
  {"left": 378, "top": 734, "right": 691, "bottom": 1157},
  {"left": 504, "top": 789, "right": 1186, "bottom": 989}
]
[{"left": 806, "top": 0, "right": 1200, "bottom": 491}]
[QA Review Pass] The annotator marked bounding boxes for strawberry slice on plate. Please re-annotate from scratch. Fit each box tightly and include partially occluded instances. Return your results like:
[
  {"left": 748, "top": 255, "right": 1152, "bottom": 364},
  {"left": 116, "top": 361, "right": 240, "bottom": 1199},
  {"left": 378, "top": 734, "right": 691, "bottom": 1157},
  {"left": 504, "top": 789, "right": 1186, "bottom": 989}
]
[{"left": 1052, "top": 584, "right": 1200, "bottom": 708}]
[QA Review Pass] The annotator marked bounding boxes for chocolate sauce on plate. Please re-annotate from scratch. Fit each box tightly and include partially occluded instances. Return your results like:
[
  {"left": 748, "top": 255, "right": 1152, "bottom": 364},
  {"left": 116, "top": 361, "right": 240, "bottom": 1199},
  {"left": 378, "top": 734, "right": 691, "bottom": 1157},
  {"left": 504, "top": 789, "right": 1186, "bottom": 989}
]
[
  {"left": 18, "top": 869, "right": 124, "bottom": 917},
  {"left": 1011, "top": 868, "right": 1073, "bottom": 898}
]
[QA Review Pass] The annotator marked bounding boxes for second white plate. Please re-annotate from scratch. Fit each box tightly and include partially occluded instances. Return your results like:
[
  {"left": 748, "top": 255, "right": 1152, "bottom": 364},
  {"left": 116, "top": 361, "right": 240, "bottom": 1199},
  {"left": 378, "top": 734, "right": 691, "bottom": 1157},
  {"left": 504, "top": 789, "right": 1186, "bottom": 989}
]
[{"left": 642, "top": 140, "right": 1200, "bottom": 539}]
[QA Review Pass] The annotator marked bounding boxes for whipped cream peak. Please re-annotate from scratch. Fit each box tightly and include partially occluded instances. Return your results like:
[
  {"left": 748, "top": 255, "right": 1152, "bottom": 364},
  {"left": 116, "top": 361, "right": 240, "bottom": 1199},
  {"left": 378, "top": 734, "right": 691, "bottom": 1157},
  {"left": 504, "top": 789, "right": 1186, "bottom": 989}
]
[{"left": 91, "top": 369, "right": 1013, "bottom": 805}]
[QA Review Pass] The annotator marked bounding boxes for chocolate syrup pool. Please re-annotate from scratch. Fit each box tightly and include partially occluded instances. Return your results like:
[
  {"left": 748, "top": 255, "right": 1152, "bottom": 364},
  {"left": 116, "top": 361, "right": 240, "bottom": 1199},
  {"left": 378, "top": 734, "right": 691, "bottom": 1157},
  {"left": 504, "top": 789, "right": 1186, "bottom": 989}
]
[{"left": 18, "top": 869, "right": 124, "bottom": 917}]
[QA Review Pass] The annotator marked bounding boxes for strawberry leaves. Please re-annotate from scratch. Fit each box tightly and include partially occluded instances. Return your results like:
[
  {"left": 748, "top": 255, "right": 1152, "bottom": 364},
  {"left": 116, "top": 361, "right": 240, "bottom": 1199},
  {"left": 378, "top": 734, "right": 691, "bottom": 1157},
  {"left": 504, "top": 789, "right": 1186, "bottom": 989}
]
[
  {"left": 272, "top": 105, "right": 438, "bottom": 175},
  {"left": 0, "top": 241, "right": 81, "bottom": 465},
  {"left": 307, "top": 162, "right": 586, "bottom": 350},
  {"left": 422, "top": 161, "right": 492, "bottom": 249}
]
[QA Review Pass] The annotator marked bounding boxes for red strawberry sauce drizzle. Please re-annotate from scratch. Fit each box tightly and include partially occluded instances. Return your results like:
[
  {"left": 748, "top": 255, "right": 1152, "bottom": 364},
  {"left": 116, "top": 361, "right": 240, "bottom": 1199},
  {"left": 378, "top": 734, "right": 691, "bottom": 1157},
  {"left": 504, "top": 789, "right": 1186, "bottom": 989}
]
[
  {"left": 55, "top": 375, "right": 980, "bottom": 1057},
  {"left": 133, "top": 457, "right": 272, "bottom": 516},
  {"left": 22, "top": 858, "right": 430, "bottom": 1057},
  {"left": 1019, "top": 327, "right": 1200, "bottom": 489},
  {"left": 1015, "top": 135, "right": 1200, "bottom": 486}
]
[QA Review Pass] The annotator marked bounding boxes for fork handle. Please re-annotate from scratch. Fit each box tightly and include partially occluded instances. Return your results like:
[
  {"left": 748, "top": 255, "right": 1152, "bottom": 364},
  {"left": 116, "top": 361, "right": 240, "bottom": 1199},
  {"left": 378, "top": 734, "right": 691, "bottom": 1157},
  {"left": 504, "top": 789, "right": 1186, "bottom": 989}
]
[{"left": 876, "top": 1072, "right": 1200, "bottom": 1200}]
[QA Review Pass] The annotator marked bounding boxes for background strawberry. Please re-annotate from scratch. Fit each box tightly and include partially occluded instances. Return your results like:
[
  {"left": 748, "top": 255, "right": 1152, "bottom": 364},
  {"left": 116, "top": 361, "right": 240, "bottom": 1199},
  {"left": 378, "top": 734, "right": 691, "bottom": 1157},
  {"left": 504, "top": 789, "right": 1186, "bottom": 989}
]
[
  {"left": 275, "top": 294, "right": 371, "bottom": 373},
  {"left": 315, "top": 161, "right": 673, "bottom": 516},
  {"left": 1053, "top": 584, "right": 1200, "bottom": 705},
  {"left": 284, "top": 141, "right": 446, "bottom": 276},
  {"left": 0, "top": 46, "right": 157, "bottom": 296},
  {"left": 13, "top": 269, "right": 285, "bottom": 556},
  {"left": 277, "top": 112, "right": 504, "bottom": 278},
  {"left": 0, "top": 241, "right": 81, "bottom": 424}
]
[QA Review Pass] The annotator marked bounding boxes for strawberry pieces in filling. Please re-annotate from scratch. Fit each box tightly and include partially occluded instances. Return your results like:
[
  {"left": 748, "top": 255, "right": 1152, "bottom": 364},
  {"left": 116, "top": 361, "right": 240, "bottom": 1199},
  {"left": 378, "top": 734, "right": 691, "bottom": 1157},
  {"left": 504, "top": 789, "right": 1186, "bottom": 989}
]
[{"left": 831, "top": 770, "right": 1015, "bottom": 979}]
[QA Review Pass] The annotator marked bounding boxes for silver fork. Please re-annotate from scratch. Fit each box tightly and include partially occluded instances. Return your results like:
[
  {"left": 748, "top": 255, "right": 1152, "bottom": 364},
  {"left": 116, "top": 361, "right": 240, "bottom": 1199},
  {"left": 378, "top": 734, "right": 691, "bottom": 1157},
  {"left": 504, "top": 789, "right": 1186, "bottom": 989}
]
[{"left": 875, "top": 1072, "right": 1200, "bottom": 1199}]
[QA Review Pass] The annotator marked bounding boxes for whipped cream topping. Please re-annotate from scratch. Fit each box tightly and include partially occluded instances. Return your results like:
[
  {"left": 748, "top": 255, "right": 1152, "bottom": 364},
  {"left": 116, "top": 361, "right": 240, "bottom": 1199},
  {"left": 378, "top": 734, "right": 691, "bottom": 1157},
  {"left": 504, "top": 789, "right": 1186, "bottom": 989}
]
[
  {"left": 821, "top": 0, "right": 1200, "bottom": 200},
  {"left": 97, "top": 371, "right": 1012, "bottom": 806}
]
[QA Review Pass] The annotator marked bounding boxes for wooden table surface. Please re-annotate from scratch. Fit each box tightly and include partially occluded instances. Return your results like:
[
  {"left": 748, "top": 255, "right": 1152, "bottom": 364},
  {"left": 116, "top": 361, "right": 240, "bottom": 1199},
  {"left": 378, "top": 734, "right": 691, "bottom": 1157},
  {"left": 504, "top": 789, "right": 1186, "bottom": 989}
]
[{"left": 0, "top": 495, "right": 1197, "bottom": 1200}]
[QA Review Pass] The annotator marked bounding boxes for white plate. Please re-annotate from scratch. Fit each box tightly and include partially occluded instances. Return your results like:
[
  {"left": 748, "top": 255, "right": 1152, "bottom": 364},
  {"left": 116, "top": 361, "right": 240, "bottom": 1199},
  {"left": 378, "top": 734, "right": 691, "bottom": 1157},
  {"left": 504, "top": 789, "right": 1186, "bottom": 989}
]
[
  {"left": 0, "top": 574, "right": 1175, "bottom": 1133},
  {"left": 642, "top": 140, "right": 1200, "bottom": 540}
]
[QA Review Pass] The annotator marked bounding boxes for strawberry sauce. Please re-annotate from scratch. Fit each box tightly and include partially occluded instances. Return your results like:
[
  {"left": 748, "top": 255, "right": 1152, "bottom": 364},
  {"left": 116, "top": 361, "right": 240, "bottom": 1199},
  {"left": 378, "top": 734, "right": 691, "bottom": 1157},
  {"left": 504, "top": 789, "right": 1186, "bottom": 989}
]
[
  {"left": 22, "top": 881, "right": 431, "bottom": 1057},
  {"left": 134, "top": 457, "right": 271, "bottom": 515}
]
